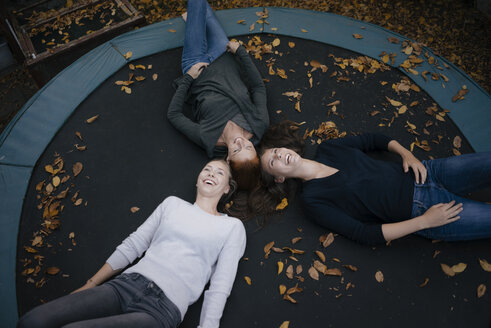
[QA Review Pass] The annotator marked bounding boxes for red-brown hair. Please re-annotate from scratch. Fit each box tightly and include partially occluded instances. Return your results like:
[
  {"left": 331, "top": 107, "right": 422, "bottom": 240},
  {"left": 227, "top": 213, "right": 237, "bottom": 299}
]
[{"left": 229, "top": 156, "right": 261, "bottom": 192}]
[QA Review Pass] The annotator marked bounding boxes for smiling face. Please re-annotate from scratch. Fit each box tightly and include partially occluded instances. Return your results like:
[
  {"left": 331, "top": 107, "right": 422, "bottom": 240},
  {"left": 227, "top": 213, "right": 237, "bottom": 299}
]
[
  {"left": 227, "top": 137, "right": 257, "bottom": 163},
  {"left": 196, "top": 160, "right": 232, "bottom": 198},
  {"left": 260, "top": 147, "right": 301, "bottom": 182}
]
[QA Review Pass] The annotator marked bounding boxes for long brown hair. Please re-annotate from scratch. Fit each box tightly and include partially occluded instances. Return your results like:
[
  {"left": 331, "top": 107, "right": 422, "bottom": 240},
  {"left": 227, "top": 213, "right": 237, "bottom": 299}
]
[{"left": 249, "top": 120, "right": 306, "bottom": 217}]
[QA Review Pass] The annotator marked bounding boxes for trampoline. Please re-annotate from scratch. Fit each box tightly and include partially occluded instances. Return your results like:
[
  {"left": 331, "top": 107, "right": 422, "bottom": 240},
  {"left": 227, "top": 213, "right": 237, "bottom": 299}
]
[{"left": 1, "top": 7, "right": 490, "bottom": 328}]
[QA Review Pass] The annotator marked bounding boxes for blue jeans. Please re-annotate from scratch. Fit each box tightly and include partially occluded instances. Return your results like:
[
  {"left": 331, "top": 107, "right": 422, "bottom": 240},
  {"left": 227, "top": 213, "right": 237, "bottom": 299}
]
[
  {"left": 181, "top": 0, "right": 228, "bottom": 74},
  {"left": 17, "top": 273, "right": 181, "bottom": 328},
  {"left": 412, "top": 152, "right": 491, "bottom": 241}
]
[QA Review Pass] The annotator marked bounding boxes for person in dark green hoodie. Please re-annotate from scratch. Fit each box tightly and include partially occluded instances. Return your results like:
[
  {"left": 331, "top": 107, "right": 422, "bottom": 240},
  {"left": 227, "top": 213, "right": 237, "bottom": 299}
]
[{"left": 167, "top": 0, "right": 269, "bottom": 192}]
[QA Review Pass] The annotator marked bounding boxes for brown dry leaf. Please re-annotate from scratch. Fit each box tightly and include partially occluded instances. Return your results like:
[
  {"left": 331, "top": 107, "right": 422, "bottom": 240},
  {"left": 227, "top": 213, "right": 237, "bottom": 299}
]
[
  {"left": 123, "top": 51, "right": 132, "bottom": 59},
  {"left": 152, "top": 74, "right": 158, "bottom": 81},
  {"left": 353, "top": 33, "right": 363, "bottom": 39},
  {"left": 386, "top": 97, "right": 403, "bottom": 107},
  {"left": 410, "top": 101, "right": 419, "bottom": 107},
  {"left": 75, "top": 131, "right": 83, "bottom": 141},
  {"left": 319, "top": 232, "right": 334, "bottom": 247},
  {"left": 279, "top": 284, "right": 287, "bottom": 295},
  {"left": 135, "top": 76, "right": 146, "bottom": 81},
  {"left": 277, "top": 261, "right": 284, "bottom": 275},
  {"left": 387, "top": 37, "right": 400, "bottom": 44},
  {"left": 276, "top": 68, "right": 288, "bottom": 79},
  {"left": 46, "top": 267, "right": 60, "bottom": 275},
  {"left": 283, "top": 294, "right": 297, "bottom": 303},
  {"left": 72, "top": 162, "right": 83, "bottom": 177},
  {"left": 36, "top": 180, "right": 45, "bottom": 191},
  {"left": 406, "top": 121, "right": 417, "bottom": 130},
  {"left": 135, "top": 65, "right": 146, "bottom": 70},
  {"left": 440, "top": 263, "right": 456, "bottom": 277},
  {"left": 398, "top": 105, "right": 408, "bottom": 114},
  {"left": 74, "top": 198, "right": 83, "bottom": 206},
  {"left": 308, "top": 266, "right": 319, "bottom": 280},
  {"left": 24, "top": 246, "right": 38, "bottom": 253},
  {"left": 147, "top": 65, "right": 152, "bottom": 70},
  {"left": 343, "top": 264, "right": 358, "bottom": 272},
  {"left": 452, "top": 86, "right": 468, "bottom": 102},
  {"left": 301, "top": 28, "right": 308, "bottom": 33},
  {"left": 282, "top": 247, "right": 305, "bottom": 255},
  {"left": 129, "top": 64, "right": 135, "bottom": 70},
  {"left": 52, "top": 176, "right": 60, "bottom": 187},
  {"left": 272, "top": 38, "right": 280, "bottom": 47},
  {"left": 130, "top": 207, "right": 140, "bottom": 213},
  {"left": 453, "top": 136, "right": 462, "bottom": 148},
  {"left": 249, "top": 23, "right": 255, "bottom": 32},
  {"left": 314, "top": 260, "right": 327, "bottom": 274},
  {"left": 327, "top": 100, "right": 340, "bottom": 107},
  {"left": 315, "top": 250, "right": 326, "bottom": 263},
  {"left": 325, "top": 268, "right": 342, "bottom": 276},
  {"left": 453, "top": 148, "right": 461, "bottom": 156},
  {"left": 45, "top": 183, "right": 54, "bottom": 194},
  {"left": 75, "top": 144, "right": 87, "bottom": 151},
  {"left": 272, "top": 247, "right": 284, "bottom": 253},
  {"left": 477, "top": 284, "right": 486, "bottom": 298},
  {"left": 451, "top": 263, "right": 467, "bottom": 273},
  {"left": 276, "top": 198, "right": 288, "bottom": 210},
  {"left": 244, "top": 276, "right": 251, "bottom": 285},
  {"left": 168, "top": 29, "right": 176, "bottom": 33},
  {"left": 32, "top": 236, "right": 43, "bottom": 247},
  {"left": 61, "top": 175, "right": 70, "bottom": 184},
  {"left": 264, "top": 241, "right": 275, "bottom": 258},
  {"left": 419, "top": 277, "right": 430, "bottom": 287},
  {"left": 86, "top": 115, "right": 99, "bottom": 123},
  {"left": 68, "top": 232, "right": 75, "bottom": 239},
  {"left": 296, "top": 265, "right": 303, "bottom": 275},
  {"left": 291, "top": 237, "right": 302, "bottom": 244},
  {"left": 286, "top": 265, "right": 294, "bottom": 279},
  {"left": 45, "top": 165, "right": 55, "bottom": 175},
  {"left": 370, "top": 110, "right": 380, "bottom": 116},
  {"left": 375, "top": 270, "right": 384, "bottom": 282},
  {"left": 479, "top": 259, "right": 491, "bottom": 272},
  {"left": 236, "top": 19, "right": 246, "bottom": 24},
  {"left": 279, "top": 321, "right": 290, "bottom": 328},
  {"left": 288, "top": 42, "right": 295, "bottom": 48},
  {"left": 294, "top": 101, "right": 301, "bottom": 112}
]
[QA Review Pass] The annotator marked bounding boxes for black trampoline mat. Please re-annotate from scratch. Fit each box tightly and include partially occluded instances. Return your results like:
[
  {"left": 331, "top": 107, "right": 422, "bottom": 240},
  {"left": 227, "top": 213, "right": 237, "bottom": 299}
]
[{"left": 17, "top": 35, "right": 491, "bottom": 327}]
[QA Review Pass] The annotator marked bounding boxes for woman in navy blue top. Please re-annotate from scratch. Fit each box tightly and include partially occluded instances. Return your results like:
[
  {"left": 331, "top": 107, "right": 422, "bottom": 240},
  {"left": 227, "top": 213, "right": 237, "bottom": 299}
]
[{"left": 255, "top": 121, "right": 491, "bottom": 245}]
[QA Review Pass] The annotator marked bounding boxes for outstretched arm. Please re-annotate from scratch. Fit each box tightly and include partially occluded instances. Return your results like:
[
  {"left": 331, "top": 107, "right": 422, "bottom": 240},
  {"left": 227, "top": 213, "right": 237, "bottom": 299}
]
[
  {"left": 71, "top": 263, "right": 121, "bottom": 294},
  {"left": 388, "top": 140, "right": 427, "bottom": 184}
]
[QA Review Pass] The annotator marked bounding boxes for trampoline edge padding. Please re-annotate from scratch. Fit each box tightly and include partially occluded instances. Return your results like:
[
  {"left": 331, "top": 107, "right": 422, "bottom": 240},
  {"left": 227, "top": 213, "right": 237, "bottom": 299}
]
[{"left": 0, "top": 7, "right": 490, "bottom": 327}]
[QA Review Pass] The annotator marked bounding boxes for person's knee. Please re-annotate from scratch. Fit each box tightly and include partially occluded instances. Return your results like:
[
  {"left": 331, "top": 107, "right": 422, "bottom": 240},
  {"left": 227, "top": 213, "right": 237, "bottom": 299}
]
[{"left": 17, "top": 305, "right": 61, "bottom": 328}]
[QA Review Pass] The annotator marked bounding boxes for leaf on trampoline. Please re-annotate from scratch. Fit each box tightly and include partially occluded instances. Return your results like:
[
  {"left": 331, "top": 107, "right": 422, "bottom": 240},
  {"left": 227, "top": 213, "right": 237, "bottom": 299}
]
[
  {"left": 276, "top": 197, "right": 288, "bottom": 210},
  {"left": 386, "top": 97, "right": 402, "bottom": 107},
  {"left": 123, "top": 51, "right": 132, "bottom": 60},
  {"left": 282, "top": 91, "right": 302, "bottom": 99},
  {"left": 315, "top": 250, "right": 326, "bottom": 263},
  {"left": 134, "top": 76, "right": 145, "bottom": 82},
  {"left": 72, "top": 162, "right": 83, "bottom": 177},
  {"left": 152, "top": 74, "right": 158, "bottom": 81},
  {"left": 52, "top": 176, "right": 60, "bottom": 187},
  {"left": 264, "top": 241, "right": 274, "bottom": 258},
  {"left": 279, "top": 321, "right": 290, "bottom": 328},
  {"left": 308, "top": 266, "right": 319, "bottom": 280},
  {"left": 75, "top": 144, "right": 87, "bottom": 151},
  {"left": 277, "top": 261, "right": 284, "bottom": 275},
  {"left": 129, "top": 64, "right": 135, "bottom": 70},
  {"left": 387, "top": 37, "right": 400, "bottom": 44},
  {"left": 291, "top": 237, "right": 302, "bottom": 244},
  {"left": 134, "top": 65, "right": 145, "bottom": 70},
  {"left": 24, "top": 246, "right": 38, "bottom": 253},
  {"left": 168, "top": 29, "right": 176, "bottom": 33},
  {"left": 301, "top": 28, "right": 308, "bottom": 33},
  {"left": 353, "top": 34, "right": 363, "bottom": 39},
  {"left": 45, "top": 183, "right": 54, "bottom": 194},
  {"left": 130, "top": 207, "right": 140, "bottom": 213},
  {"left": 279, "top": 284, "right": 287, "bottom": 295},
  {"left": 452, "top": 85, "right": 468, "bottom": 102},
  {"left": 452, "top": 136, "right": 462, "bottom": 148},
  {"left": 479, "top": 259, "right": 491, "bottom": 272},
  {"left": 122, "top": 86, "right": 132, "bottom": 94},
  {"left": 36, "top": 180, "right": 45, "bottom": 191},
  {"left": 272, "top": 38, "right": 280, "bottom": 47},
  {"left": 296, "top": 265, "right": 303, "bottom": 275},
  {"left": 294, "top": 101, "right": 301, "bottom": 112},
  {"left": 46, "top": 267, "right": 60, "bottom": 275},
  {"left": 398, "top": 106, "right": 408, "bottom": 114},
  {"left": 419, "top": 277, "right": 430, "bottom": 287},
  {"left": 283, "top": 247, "right": 305, "bottom": 255},
  {"left": 451, "top": 263, "right": 467, "bottom": 273},
  {"left": 375, "top": 270, "right": 384, "bottom": 282},
  {"left": 236, "top": 19, "right": 245, "bottom": 25},
  {"left": 61, "top": 175, "right": 70, "bottom": 184},
  {"left": 244, "top": 276, "right": 251, "bottom": 285},
  {"left": 31, "top": 236, "right": 43, "bottom": 247},
  {"left": 283, "top": 294, "right": 297, "bottom": 303},
  {"left": 74, "top": 198, "right": 83, "bottom": 206},
  {"left": 343, "top": 264, "right": 358, "bottom": 272},
  {"left": 75, "top": 131, "right": 83, "bottom": 141},
  {"left": 319, "top": 232, "right": 334, "bottom": 247},
  {"left": 276, "top": 68, "right": 288, "bottom": 79},
  {"left": 325, "top": 268, "right": 342, "bottom": 276},
  {"left": 286, "top": 264, "right": 294, "bottom": 279},
  {"left": 288, "top": 42, "right": 295, "bottom": 48},
  {"left": 86, "top": 115, "right": 99, "bottom": 123},
  {"left": 272, "top": 247, "right": 284, "bottom": 253},
  {"left": 440, "top": 263, "right": 455, "bottom": 276},
  {"left": 314, "top": 260, "right": 327, "bottom": 274},
  {"left": 249, "top": 23, "right": 255, "bottom": 32},
  {"left": 477, "top": 284, "right": 486, "bottom": 298}
]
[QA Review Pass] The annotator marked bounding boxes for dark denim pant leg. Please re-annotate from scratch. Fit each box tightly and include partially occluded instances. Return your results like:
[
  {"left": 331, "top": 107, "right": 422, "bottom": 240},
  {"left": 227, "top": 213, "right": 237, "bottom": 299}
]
[
  {"left": 412, "top": 153, "right": 491, "bottom": 241},
  {"left": 17, "top": 284, "right": 122, "bottom": 328},
  {"left": 181, "top": 0, "right": 227, "bottom": 74}
]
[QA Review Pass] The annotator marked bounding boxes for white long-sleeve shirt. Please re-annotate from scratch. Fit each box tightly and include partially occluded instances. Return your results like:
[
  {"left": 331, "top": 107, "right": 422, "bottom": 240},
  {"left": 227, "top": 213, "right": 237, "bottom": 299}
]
[{"left": 106, "top": 196, "right": 246, "bottom": 328}]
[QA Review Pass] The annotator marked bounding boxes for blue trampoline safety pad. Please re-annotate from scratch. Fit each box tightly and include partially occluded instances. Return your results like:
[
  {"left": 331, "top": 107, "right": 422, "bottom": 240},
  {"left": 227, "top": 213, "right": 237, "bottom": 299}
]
[{"left": 0, "top": 7, "right": 489, "bottom": 327}]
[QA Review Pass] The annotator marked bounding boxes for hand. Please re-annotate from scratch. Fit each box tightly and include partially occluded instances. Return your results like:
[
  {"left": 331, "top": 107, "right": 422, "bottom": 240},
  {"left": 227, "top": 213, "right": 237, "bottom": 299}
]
[
  {"left": 402, "top": 152, "right": 427, "bottom": 184},
  {"left": 226, "top": 41, "right": 240, "bottom": 54},
  {"left": 71, "top": 280, "right": 97, "bottom": 294},
  {"left": 422, "top": 200, "right": 463, "bottom": 229},
  {"left": 186, "top": 62, "right": 208, "bottom": 79}
]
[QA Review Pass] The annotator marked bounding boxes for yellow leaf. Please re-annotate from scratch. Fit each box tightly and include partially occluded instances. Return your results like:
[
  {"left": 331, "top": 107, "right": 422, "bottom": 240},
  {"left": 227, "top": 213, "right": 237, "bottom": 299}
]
[
  {"left": 294, "top": 101, "right": 301, "bottom": 112},
  {"left": 236, "top": 19, "right": 245, "bottom": 24},
  {"left": 272, "top": 38, "right": 280, "bottom": 47},
  {"left": 86, "top": 115, "right": 99, "bottom": 123},
  {"left": 45, "top": 165, "right": 55, "bottom": 174},
  {"left": 279, "top": 321, "right": 290, "bottom": 328},
  {"left": 135, "top": 65, "right": 146, "bottom": 70},
  {"left": 24, "top": 246, "right": 38, "bottom": 253},
  {"left": 451, "top": 262, "right": 467, "bottom": 273},
  {"left": 276, "top": 198, "right": 288, "bottom": 210},
  {"left": 135, "top": 76, "right": 146, "bottom": 81},
  {"left": 479, "top": 259, "right": 491, "bottom": 272},
  {"left": 315, "top": 250, "right": 326, "bottom": 263},
  {"left": 130, "top": 207, "right": 140, "bottom": 213},
  {"left": 147, "top": 65, "right": 152, "bottom": 69},
  {"left": 353, "top": 33, "right": 363, "bottom": 39},
  {"left": 271, "top": 27, "right": 278, "bottom": 31},
  {"left": 301, "top": 28, "right": 308, "bottom": 33},
  {"left": 279, "top": 285, "right": 287, "bottom": 295},
  {"left": 52, "top": 176, "right": 60, "bottom": 187},
  {"left": 249, "top": 23, "right": 255, "bottom": 31},
  {"left": 277, "top": 261, "right": 284, "bottom": 275},
  {"left": 406, "top": 121, "right": 416, "bottom": 130},
  {"left": 440, "top": 263, "right": 455, "bottom": 276},
  {"left": 375, "top": 270, "right": 384, "bottom": 282},
  {"left": 288, "top": 42, "right": 295, "bottom": 48},
  {"left": 244, "top": 276, "right": 251, "bottom": 285},
  {"left": 123, "top": 51, "right": 132, "bottom": 59},
  {"left": 410, "top": 101, "right": 419, "bottom": 107},
  {"left": 398, "top": 105, "right": 407, "bottom": 114},
  {"left": 168, "top": 29, "right": 176, "bottom": 33},
  {"left": 129, "top": 64, "right": 135, "bottom": 70},
  {"left": 386, "top": 97, "right": 402, "bottom": 106}
]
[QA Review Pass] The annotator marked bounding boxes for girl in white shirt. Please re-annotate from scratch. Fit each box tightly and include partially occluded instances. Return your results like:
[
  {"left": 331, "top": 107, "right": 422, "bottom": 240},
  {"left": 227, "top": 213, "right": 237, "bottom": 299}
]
[{"left": 18, "top": 159, "right": 246, "bottom": 328}]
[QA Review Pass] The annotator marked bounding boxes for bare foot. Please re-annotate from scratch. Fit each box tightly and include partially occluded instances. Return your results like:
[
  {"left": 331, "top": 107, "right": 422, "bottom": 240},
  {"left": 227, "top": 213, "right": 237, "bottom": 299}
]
[{"left": 181, "top": 12, "right": 187, "bottom": 22}]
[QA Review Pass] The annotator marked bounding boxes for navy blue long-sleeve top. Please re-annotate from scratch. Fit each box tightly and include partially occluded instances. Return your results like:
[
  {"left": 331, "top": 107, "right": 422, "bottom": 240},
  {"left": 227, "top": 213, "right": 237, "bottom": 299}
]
[{"left": 300, "top": 134, "right": 415, "bottom": 245}]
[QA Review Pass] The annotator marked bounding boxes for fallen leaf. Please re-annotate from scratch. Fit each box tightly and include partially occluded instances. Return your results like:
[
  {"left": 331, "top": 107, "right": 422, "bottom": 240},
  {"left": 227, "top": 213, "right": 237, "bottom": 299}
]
[
  {"left": 272, "top": 38, "right": 280, "bottom": 47},
  {"left": 129, "top": 64, "right": 135, "bottom": 70},
  {"left": 279, "top": 284, "right": 287, "bottom": 295},
  {"left": 386, "top": 97, "right": 403, "bottom": 106},
  {"left": 24, "top": 246, "right": 38, "bottom": 253},
  {"left": 279, "top": 321, "right": 290, "bottom": 328},
  {"left": 452, "top": 86, "right": 468, "bottom": 102},
  {"left": 314, "top": 260, "right": 327, "bottom": 274},
  {"left": 479, "top": 259, "right": 491, "bottom": 272},
  {"left": 319, "top": 232, "right": 334, "bottom": 247},
  {"left": 123, "top": 51, "right": 132, "bottom": 59},
  {"left": 353, "top": 34, "right": 363, "bottom": 39},
  {"left": 343, "top": 264, "right": 358, "bottom": 272},
  {"left": 419, "top": 277, "right": 430, "bottom": 287},
  {"left": 276, "top": 198, "right": 288, "bottom": 210},
  {"left": 86, "top": 115, "right": 99, "bottom": 123},
  {"left": 301, "top": 28, "right": 308, "bottom": 33},
  {"left": 72, "top": 162, "right": 83, "bottom": 177},
  {"left": 375, "top": 270, "right": 384, "bottom": 282},
  {"left": 249, "top": 23, "right": 255, "bottom": 31},
  {"left": 387, "top": 37, "right": 400, "bottom": 44},
  {"left": 46, "top": 267, "right": 60, "bottom": 275},
  {"left": 453, "top": 136, "right": 462, "bottom": 148},
  {"left": 74, "top": 198, "right": 83, "bottom": 206},
  {"left": 237, "top": 19, "right": 245, "bottom": 24},
  {"left": 130, "top": 207, "right": 140, "bottom": 213},
  {"left": 36, "top": 180, "right": 45, "bottom": 191},
  {"left": 135, "top": 76, "right": 146, "bottom": 81},
  {"left": 277, "top": 261, "right": 284, "bottom": 275},
  {"left": 152, "top": 74, "right": 158, "bottom": 81},
  {"left": 398, "top": 105, "right": 408, "bottom": 114},
  {"left": 315, "top": 250, "right": 326, "bottom": 263},
  {"left": 291, "top": 237, "right": 302, "bottom": 244},
  {"left": 244, "top": 276, "right": 251, "bottom": 285},
  {"left": 477, "top": 284, "right": 486, "bottom": 298},
  {"left": 296, "top": 265, "right": 303, "bottom": 275},
  {"left": 325, "top": 268, "right": 342, "bottom": 276},
  {"left": 288, "top": 42, "right": 295, "bottom": 48},
  {"left": 440, "top": 263, "right": 455, "bottom": 277},
  {"left": 283, "top": 294, "right": 297, "bottom": 303},
  {"left": 451, "top": 263, "right": 467, "bottom": 273},
  {"left": 168, "top": 29, "right": 176, "bottom": 33},
  {"left": 32, "top": 236, "right": 43, "bottom": 247},
  {"left": 308, "top": 266, "right": 319, "bottom": 280},
  {"left": 52, "top": 176, "right": 60, "bottom": 187},
  {"left": 264, "top": 241, "right": 275, "bottom": 258},
  {"left": 286, "top": 265, "right": 294, "bottom": 279}
]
